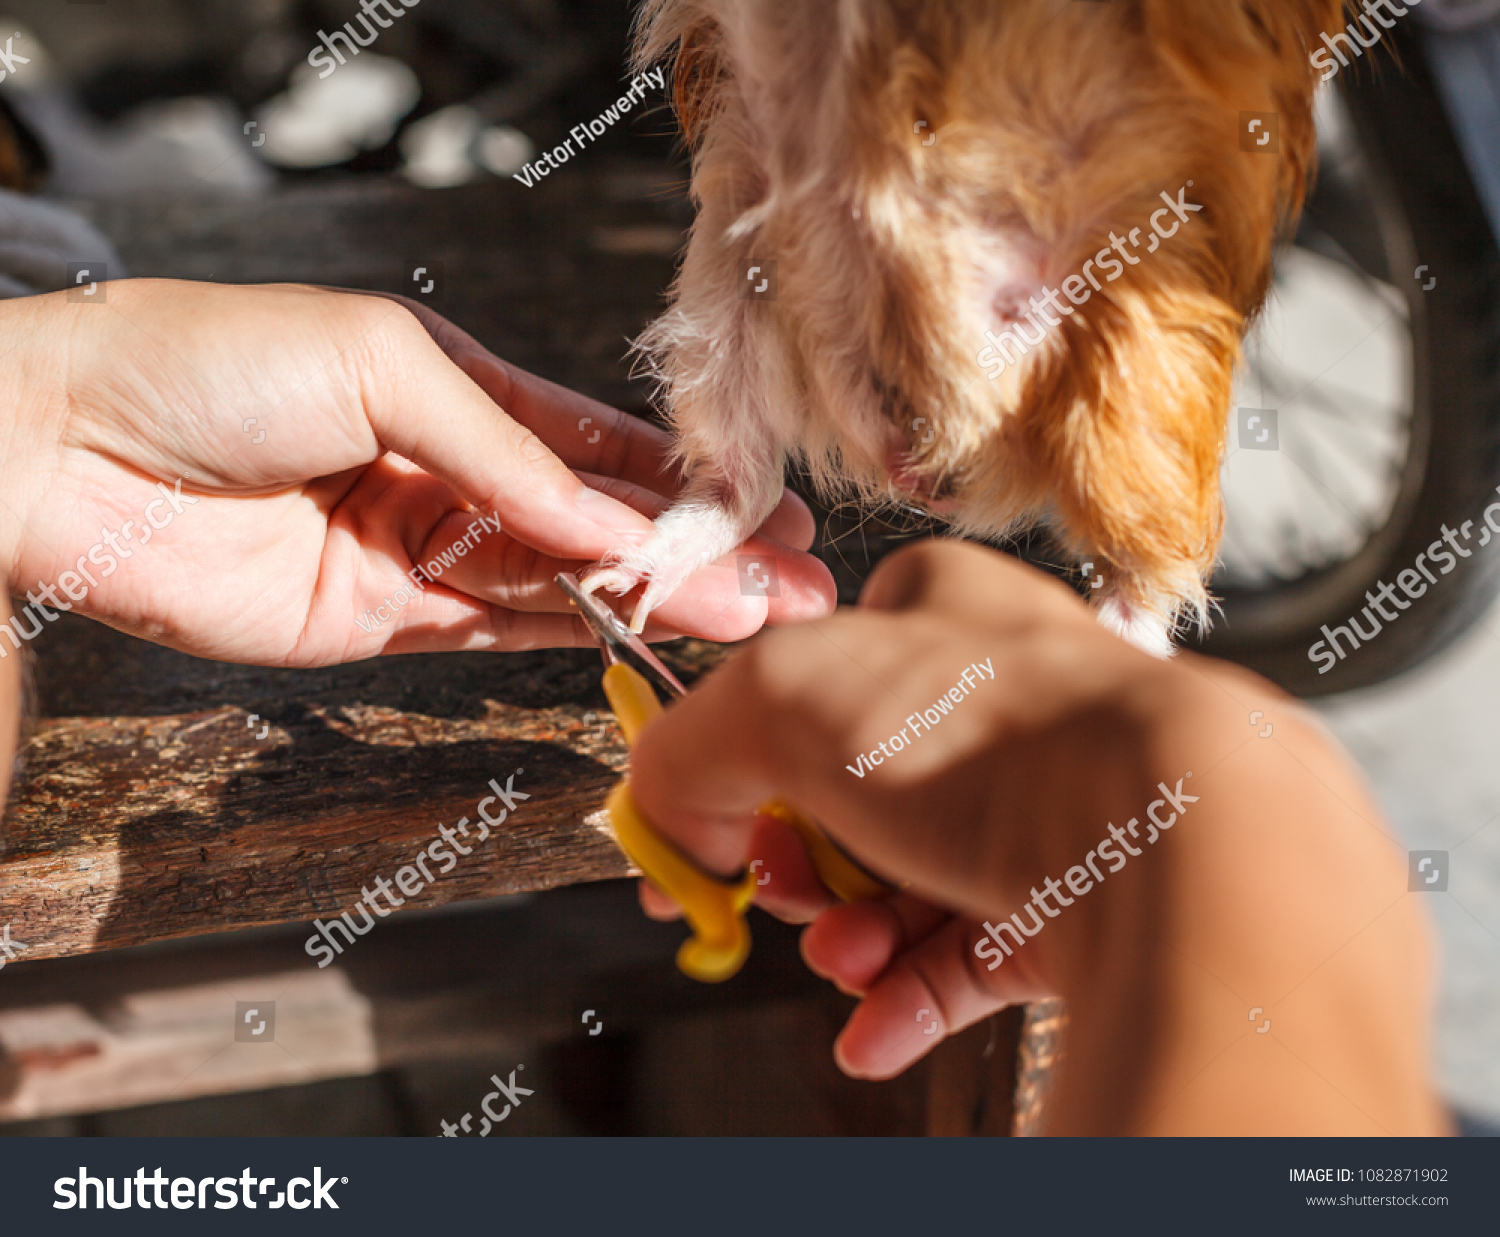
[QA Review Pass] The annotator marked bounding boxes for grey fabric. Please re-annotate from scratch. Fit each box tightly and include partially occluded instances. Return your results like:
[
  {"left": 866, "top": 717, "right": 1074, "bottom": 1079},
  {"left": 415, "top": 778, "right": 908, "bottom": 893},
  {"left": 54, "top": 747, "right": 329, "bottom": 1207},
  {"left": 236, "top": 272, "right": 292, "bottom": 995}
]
[
  {"left": 1419, "top": 0, "right": 1500, "bottom": 32},
  {"left": 0, "top": 187, "right": 123, "bottom": 299},
  {"left": 1423, "top": 21, "right": 1500, "bottom": 243}
]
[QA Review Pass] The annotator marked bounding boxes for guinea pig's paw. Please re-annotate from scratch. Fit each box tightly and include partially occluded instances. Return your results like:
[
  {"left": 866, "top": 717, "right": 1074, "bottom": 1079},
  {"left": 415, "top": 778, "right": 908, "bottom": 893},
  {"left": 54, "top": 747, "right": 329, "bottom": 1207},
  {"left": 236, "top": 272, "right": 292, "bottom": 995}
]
[
  {"left": 1095, "top": 594, "right": 1175, "bottom": 660},
  {"left": 581, "top": 527, "right": 729, "bottom": 633},
  {"left": 578, "top": 543, "right": 691, "bottom": 634},
  {"left": 578, "top": 561, "right": 646, "bottom": 600}
]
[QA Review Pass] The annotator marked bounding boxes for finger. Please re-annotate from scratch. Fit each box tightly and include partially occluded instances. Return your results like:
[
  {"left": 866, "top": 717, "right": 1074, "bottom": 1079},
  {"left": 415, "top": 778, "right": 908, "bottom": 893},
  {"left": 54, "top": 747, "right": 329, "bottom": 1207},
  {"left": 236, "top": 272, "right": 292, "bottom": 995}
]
[
  {"left": 639, "top": 880, "right": 682, "bottom": 921},
  {"left": 833, "top": 916, "right": 1054, "bottom": 1080},
  {"left": 346, "top": 293, "right": 671, "bottom": 475},
  {"left": 350, "top": 301, "right": 657, "bottom": 564},
  {"left": 360, "top": 294, "right": 818, "bottom": 552},
  {"left": 331, "top": 461, "right": 829, "bottom": 646},
  {"left": 444, "top": 350, "right": 818, "bottom": 552},
  {"left": 413, "top": 503, "right": 833, "bottom": 639},
  {"left": 406, "top": 476, "right": 670, "bottom": 615},
  {"left": 742, "top": 812, "right": 837, "bottom": 925},
  {"left": 800, "top": 895, "right": 951, "bottom": 995},
  {"left": 384, "top": 298, "right": 681, "bottom": 493},
  {"left": 457, "top": 352, "right": 818, "bottom": 551},
  {"left": 642, "top": 536, "right": 836, "bottom": 637},
  {"left": 350, "top": 305, "right": 830, "bottom": 632},
  {"left": 759, "top": 488, "right": 817, "bottom": 553}
]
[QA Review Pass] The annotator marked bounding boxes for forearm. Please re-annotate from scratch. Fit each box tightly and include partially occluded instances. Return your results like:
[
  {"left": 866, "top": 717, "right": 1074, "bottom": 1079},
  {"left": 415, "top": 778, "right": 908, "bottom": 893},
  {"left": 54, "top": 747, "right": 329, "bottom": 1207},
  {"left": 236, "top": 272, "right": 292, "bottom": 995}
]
[
  {"left": 1045, "top": 661, "right": 1448, "bottom": 1135},
  {"left": 0, "top": 594, "right": 21, "bottom": 829}
]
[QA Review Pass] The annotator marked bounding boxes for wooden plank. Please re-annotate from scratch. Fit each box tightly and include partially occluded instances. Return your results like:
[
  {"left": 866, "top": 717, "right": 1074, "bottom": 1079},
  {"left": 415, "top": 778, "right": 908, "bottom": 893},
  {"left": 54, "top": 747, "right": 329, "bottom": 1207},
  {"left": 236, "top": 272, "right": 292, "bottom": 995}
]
[
  {"left": 0, "top": 613, "right": 738, "bottom": 960},
  {"left": 0, "top": 881, "right": 825, "bottom": 1123}
]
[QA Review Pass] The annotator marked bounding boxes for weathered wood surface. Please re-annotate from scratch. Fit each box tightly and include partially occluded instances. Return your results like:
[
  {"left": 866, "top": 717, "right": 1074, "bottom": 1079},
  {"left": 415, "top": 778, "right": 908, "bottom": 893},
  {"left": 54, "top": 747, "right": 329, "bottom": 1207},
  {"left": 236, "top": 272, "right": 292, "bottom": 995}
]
[
  {"left": 0, "top": 165, "right": 713, "bottom": 961},
  {"left": 0, "top": 612, "right": 742, "bottom": 961},
  {"left": 0, "top": 881, "right": 826, "bottom": 1123}
]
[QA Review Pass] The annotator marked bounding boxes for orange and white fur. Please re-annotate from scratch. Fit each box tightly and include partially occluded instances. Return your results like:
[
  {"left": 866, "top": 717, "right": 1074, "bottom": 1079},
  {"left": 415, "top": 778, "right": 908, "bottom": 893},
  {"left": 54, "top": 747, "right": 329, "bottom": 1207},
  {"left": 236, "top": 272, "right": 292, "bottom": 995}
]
[{"left": 582, "top": 0, "right": 1346, "bottom": 655}]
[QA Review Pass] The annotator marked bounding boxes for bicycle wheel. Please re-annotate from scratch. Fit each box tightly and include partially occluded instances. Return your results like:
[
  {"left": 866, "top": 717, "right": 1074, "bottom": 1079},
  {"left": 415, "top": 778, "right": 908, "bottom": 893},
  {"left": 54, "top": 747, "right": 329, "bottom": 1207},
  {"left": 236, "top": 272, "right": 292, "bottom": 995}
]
[{"left": 1199, "top": 25, "right": 1500, "bottom": 697}]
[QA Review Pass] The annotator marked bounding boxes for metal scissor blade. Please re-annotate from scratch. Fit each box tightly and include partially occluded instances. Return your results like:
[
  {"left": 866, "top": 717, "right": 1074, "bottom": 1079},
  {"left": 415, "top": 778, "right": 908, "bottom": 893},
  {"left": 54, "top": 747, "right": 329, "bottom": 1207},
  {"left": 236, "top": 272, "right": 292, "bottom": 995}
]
[{"left": 556, "top": 572, "right": 688, "bottom": 700}]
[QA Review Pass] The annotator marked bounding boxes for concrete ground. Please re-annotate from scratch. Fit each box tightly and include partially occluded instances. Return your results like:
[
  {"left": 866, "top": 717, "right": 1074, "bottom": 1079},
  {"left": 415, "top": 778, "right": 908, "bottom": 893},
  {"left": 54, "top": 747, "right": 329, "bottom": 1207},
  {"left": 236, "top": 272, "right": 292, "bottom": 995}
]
[
  {"left": 1228, "top": 76, "right": 1500, "bottom": 1124},
  {"left": 1317, "top": 605, "right": 1500, "bottom": 1126}
]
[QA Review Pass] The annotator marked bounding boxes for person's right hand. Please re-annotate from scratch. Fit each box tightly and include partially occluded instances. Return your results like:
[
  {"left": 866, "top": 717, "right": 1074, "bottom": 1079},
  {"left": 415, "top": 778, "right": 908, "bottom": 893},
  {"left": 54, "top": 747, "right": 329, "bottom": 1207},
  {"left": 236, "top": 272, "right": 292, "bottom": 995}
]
[
  {"left": 631, "top": 539, "right": 1191, "bottom": 1076},
  {"left": 628, "top": 541, "right": 1442, "bottom": 1137}
]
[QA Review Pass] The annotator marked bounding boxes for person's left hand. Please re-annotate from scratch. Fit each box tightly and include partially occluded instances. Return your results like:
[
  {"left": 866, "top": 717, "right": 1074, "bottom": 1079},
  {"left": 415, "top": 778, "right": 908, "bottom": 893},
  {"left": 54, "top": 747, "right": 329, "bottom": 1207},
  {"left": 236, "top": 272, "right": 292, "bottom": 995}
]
[{"left": 0, "top": 279, "right": 834, "bottom": 664}]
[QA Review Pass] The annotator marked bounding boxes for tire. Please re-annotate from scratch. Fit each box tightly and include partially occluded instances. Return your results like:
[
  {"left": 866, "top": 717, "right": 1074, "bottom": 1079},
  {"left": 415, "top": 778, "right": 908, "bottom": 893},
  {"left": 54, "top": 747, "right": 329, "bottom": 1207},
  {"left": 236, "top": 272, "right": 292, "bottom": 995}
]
[{"left": 1199, "top": 22, "right": 1500, "bottom": 697}]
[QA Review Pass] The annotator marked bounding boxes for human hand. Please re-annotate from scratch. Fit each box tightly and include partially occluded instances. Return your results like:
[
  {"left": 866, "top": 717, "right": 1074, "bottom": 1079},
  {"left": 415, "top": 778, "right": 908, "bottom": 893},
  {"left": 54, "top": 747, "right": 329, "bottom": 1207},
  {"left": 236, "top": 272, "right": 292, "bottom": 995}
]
[
  {"left": 0, "top": 279, "right": 833, "bottom": 665},
  {"left": 630, "top": 538, "right": 1182, "bottom": 1077},
  {"left": 630, "top": 540, "right": 1444, "bottom": 1136}
]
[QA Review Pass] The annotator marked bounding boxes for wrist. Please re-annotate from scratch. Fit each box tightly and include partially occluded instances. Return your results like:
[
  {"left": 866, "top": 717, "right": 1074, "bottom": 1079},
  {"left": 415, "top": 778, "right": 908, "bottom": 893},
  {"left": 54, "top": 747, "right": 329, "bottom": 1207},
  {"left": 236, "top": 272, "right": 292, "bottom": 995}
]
[{"left": 0, "top": 294, "right": 66, "bottom": 587}]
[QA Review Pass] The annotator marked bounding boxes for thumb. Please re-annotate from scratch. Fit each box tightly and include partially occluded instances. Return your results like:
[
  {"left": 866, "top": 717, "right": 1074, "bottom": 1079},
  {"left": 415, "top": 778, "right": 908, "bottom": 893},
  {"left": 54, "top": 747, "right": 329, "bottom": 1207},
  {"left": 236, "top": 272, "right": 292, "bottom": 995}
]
[{"left": 347, "top": 297, "right": 655, "bottom": 561}]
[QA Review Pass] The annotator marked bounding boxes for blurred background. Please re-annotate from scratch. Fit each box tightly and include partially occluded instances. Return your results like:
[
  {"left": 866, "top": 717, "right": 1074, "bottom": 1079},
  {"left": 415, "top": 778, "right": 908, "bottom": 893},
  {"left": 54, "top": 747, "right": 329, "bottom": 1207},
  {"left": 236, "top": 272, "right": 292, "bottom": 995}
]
[{"left": 0, "top": 0, "right": 1494, "bottom": 1135}]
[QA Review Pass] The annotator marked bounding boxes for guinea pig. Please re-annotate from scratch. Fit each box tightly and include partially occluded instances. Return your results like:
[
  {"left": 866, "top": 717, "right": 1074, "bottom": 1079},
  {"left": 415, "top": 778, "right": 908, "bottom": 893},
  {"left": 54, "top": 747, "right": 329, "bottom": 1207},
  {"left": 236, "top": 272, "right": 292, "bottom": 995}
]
[{"left": 581, "top": 0, "right": 1346, "bottom": 655}]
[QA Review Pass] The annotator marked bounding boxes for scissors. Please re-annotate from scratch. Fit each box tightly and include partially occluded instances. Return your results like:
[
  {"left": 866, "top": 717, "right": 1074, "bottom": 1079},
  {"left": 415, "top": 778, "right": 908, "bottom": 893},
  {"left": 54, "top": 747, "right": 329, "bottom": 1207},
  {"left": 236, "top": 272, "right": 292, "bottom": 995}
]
[{"left": 557, "top": 572, "right": 890, "bottom": 982}]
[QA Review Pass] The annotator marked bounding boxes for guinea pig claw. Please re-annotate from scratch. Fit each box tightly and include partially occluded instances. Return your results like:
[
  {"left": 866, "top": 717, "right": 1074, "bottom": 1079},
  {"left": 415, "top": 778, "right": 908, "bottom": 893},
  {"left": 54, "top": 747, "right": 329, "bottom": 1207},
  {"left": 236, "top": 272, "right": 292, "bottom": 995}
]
[
  {"left": 578, "top": 565, "right": 639, "bottom": 599},
  {"left": 627, "top": 584, "right": 672, "bottom": 635}
]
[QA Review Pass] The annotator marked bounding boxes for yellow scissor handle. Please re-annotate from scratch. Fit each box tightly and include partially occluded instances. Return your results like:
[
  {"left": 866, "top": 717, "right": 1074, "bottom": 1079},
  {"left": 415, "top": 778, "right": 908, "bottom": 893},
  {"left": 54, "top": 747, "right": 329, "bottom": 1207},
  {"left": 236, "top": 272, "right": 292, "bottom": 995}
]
[
  {"left": 604, "top": 662, "right": 756, "bottom": 982},
  {"left": 606, "top": 780, "right": 756, "bottom": 983},
  {"left": 758, "top": 799, "right": 890, "bottom": 904},
  {"left": 602, "top": 661, "right": 664, "bottom": 747},
  {"left": 601, "top": 661, "right": 889, "bottom": 984}
]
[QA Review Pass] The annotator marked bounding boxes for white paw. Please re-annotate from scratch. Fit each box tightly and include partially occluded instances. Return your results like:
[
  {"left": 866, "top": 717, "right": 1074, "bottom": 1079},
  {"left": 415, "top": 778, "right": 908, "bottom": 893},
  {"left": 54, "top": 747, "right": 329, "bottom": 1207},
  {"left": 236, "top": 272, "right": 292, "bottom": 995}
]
[
  {"left": 583, "top": 503, "right": 753, "bottom": 632},
  {"left": 581, "top": 544, "right": 702, "bottom": 633},
  {"left": 579, "top": 563, "right": 646, "bottom": 601},
  {"left": 1096, "top": 596, "right": 1175, "bottom": 659}
]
